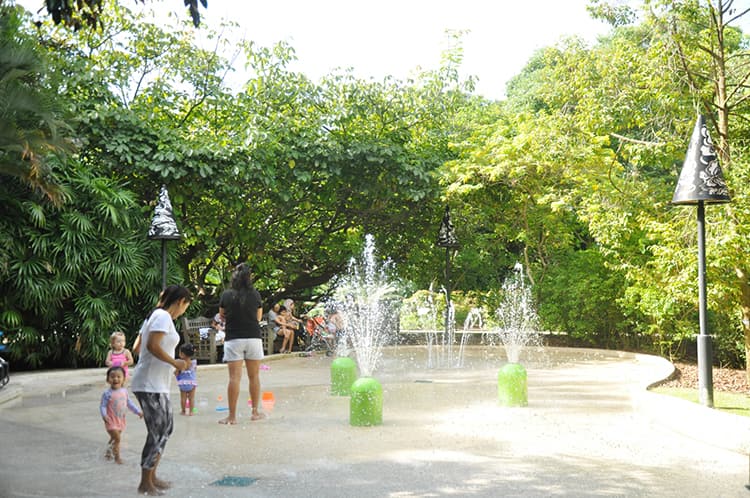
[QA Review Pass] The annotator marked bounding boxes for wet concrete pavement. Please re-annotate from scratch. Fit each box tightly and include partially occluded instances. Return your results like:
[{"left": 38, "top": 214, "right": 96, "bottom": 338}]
[{"left": 0, "top": 346, "right": 748, "bottom": 497}]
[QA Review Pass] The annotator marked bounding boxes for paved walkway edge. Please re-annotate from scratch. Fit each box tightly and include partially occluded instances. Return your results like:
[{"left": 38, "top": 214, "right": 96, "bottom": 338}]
[
  {"left": 0, "top": 353, "right": 288, "bottom": 408},
  {"left": 632, "top": 352, "right": 750, "bottom": 456}
]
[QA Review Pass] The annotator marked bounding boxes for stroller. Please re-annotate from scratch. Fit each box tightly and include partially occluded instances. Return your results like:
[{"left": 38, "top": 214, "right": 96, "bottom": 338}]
[{"left": 304, "top": 316, "right": 336, "bottom": 356}]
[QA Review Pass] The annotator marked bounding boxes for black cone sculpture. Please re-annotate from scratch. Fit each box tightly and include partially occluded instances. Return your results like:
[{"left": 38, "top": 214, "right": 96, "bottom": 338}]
[
  {"left": 148, "top": 185, "right": 181, "bottom": 240},
  {"left": 148, "top": 185, "right": 181, "bottom": 289},
  {"left": 672, "top": 115, "right": 730, "bottom": 205}
]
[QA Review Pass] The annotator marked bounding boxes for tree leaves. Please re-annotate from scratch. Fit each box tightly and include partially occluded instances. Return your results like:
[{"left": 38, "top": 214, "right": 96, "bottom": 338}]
[
  {"left": 40, "top": 0, "right": 208, "bottom": 30},
  {"left": 0, "top": 6, "right": 70, "bottom": 204}
]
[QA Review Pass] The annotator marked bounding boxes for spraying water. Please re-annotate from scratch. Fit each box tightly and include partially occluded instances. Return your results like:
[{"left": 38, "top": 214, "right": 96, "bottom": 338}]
[
  {"left": 409, "top": 285, "right": 440, "bottom": 368},
  {"left": 435, "top": 290, "right": 462, "bottom": 368},
  {"left": 493, "top": 263, "right": 541, "bottom": 363},
  {"left": 411, "top": 287, "right": 475, "bottom": 369},
  {"left": 334, "top": 235, "right": 399, "bottom": 377},
  {"left": 463, "top": 307, "right": 484, "bottom": 330}
]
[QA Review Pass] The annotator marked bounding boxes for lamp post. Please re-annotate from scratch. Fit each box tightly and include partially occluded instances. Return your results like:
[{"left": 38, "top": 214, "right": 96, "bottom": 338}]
[
  {"left": 148, "top": 185, "right": 182, "bottom": 290},
  {"left": 672, "top": 114, "right": 731, "bottom": 408},
  {"left": 436, "top": 205, "right": 460, "bottom": 338}
]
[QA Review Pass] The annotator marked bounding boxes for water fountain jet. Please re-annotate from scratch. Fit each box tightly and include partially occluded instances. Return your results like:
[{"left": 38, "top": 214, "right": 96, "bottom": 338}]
[
  {"left": 493, "top": 263, "right": 541, "bottom": 407},
  {"left": 332, "top": 235, "right": 399, "bottom": 425},
  {"left": 407, "top": 287, "right": 480, "bottom": 369}
]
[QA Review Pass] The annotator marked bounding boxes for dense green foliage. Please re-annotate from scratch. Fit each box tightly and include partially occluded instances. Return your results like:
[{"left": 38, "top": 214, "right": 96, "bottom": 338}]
[
  {"left": 3, "top": 1, "right": 750, "bottom": 373},
  {"left": 0, "top": 4, "right": 472, "bottom": 368},
  {"left": 444, "top": 0, "right": 750, "bottom": 369},
  {"left": 0, "top": 8, "right": 68, "bottom": 204}
]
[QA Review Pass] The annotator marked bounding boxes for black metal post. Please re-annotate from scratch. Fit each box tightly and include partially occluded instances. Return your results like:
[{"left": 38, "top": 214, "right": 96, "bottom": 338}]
[
  {"left": 436, "top": 204, "right": 459, "bottom": 342},
  {"left": 696, "top": 200, "right": 714, "bottom": 407},
  {"left": 444, "top": 247, "right": 451, "bottom": 338},
  {"left": 161, "top": 240, "right": 168, "bottom": 291}
]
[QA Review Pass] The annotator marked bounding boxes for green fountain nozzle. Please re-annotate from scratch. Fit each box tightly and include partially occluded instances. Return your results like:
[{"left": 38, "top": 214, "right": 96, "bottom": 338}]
[
  {"left": 330, "top": 357, "right": 358, "bottom": 396},
  {"left": 498, "top": 362, "right": 528, "bottom": 407},
  {"left": 349, "top": 376, "right": 383, "bottom": 426}
]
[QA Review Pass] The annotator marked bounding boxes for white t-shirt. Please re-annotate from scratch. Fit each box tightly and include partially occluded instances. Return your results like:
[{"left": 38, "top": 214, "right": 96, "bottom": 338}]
[
  {"left": 267, "top": 309, "right": 279, "bottom": 331},
  {"left": 130, "top": 309, "right": 179, "bottom": 394}
]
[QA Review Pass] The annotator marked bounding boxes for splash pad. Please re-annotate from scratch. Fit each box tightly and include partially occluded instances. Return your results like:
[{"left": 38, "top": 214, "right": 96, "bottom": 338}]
[{"left": 1, "top": 347, "right": 744, "bottom": 497}]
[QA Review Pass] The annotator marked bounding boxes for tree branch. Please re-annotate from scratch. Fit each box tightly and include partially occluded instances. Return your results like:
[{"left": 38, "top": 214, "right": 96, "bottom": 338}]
[
  {"left": 609, "top": 132, "right": 665, "bottom": 147},
  {"left": 726, "top": 68, "right": 750, "bottom": 102},
  {"left": 726, "top": 7, "right": 750, "bottom": 26}
]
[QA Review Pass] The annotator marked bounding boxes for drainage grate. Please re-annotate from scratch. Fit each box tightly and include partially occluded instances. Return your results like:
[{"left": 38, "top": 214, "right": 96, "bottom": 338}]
[{"left": 210, "top": 476, "right": 257, "bottom": 487}]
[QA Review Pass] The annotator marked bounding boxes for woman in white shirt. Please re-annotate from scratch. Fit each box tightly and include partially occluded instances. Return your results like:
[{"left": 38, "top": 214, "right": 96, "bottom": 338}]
[{"left": 130, "top": 285, "right": 192, "bottom": 496}]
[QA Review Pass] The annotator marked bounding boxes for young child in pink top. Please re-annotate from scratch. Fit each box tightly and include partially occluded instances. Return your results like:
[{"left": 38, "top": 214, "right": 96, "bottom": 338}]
[
  {"left": 105, "top": 331, "right": 134, "bottom": 378},
  {"left": 100, "top": 366, "right": 142, "bottom": 464}
]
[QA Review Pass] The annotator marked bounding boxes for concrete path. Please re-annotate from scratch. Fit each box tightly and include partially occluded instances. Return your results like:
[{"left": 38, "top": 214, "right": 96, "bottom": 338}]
[{"left": 0, "top": 347, "right": 748, "bottom": 497}]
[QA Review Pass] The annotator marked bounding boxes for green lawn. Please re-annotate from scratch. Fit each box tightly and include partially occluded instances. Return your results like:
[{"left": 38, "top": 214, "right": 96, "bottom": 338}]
[{"left": 650, "top": 387, "right": 750, "bottom": 417}]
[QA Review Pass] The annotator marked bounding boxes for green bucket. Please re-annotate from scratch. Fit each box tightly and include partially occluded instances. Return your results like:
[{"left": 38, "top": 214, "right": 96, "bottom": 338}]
[
  {"left": 330, "top": 357, "right": 358, "bottom": 396},
  {"left": 498, "top": 362, "right": 528, "bottom": 407},
  {"left": 349, "top": 376, "right": 383, "bottom": 426}
]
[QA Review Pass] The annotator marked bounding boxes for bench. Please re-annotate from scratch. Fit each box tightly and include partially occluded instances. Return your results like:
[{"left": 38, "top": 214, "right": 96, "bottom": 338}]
[
  {"left": 181, "top": 316, "right": 218, "bottom": 363},
  {"left": 261, "top": 321, "right": 274, "bottom": 356},
  {"left": 181, "top": 317, "right": 276, "bottom": 363}
]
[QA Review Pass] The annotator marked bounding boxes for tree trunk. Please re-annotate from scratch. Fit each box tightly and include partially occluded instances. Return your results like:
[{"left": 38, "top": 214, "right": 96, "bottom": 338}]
[
  {"left": 669, "top": 0, "right": 750, "bottom": 380},
  {"left": 744, "top": 288, "right": 750, "bottom": 382},
  {"left": 736, "top": 268, "right": 750, "bottom": 381},
  {"left": 711, "top": 1, "right": 731, "bottom": 166},
  {"left": 709, "top": 2, "right": 748, "bottom": 379}
]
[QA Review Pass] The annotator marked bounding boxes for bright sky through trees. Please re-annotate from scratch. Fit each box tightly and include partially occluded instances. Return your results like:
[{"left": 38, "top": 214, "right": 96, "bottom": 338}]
[
  {"left": 196, "top": 0, "right": 610, "bottom": 101},
  {"left": 15, "top": 0, "right": 609, "bottom": 99}
]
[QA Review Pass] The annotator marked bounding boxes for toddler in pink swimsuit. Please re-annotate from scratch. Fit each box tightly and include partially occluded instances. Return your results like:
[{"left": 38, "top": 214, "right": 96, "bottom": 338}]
[
  {"left": 100, "top": 366, "right": 142, "bottom": 463},
  {"left": 105, "top": 331, "right": 134, "bottom": 378}
]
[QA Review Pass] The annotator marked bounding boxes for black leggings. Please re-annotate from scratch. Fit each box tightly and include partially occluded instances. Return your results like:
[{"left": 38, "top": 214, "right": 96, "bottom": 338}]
[{"left": 134, "top": 392, "right": 173, "bottom": 469}]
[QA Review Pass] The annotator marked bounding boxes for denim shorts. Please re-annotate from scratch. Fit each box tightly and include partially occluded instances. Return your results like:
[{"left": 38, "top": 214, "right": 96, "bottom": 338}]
[{"left": 223, "top": 338, "right": 264, "bottom": 361}]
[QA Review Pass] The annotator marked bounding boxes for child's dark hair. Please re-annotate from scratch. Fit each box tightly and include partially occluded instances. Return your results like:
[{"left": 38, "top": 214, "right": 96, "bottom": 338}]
[
  {"left": 106, "top": 366, "right": 126, "bottom": 379},
  {"left": 180, "top": 343, "right": 195, "bottom": 357}
]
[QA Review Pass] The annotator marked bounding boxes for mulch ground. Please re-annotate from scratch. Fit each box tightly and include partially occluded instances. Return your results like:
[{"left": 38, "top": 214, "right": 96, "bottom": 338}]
[{"left": 658, "top": 362, "right": 750, "bottom": 394}]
